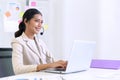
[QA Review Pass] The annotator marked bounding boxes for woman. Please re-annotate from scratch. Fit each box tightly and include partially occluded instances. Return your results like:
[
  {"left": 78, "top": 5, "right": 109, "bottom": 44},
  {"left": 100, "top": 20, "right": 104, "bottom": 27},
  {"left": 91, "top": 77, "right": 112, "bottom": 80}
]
[{"left": 11, "top": 8, "right": 67, "bottom": 74}]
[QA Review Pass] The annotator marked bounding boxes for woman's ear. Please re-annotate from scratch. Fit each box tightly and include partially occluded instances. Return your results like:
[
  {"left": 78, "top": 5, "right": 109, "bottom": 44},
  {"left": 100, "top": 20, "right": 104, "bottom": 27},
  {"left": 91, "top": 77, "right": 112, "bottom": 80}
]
[
  {"left": 24, "top": 18, "right": 27, "bottom": 23},
  {"left": 24, "top": 18, "right": 28, "bottom": 26}
]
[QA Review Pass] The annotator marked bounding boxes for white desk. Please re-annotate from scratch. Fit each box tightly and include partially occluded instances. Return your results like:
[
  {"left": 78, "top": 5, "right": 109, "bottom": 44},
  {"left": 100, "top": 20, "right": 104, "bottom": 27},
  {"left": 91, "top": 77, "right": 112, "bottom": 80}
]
[{"left": 1, "top": 68, "right": 120, "bottom": 80}]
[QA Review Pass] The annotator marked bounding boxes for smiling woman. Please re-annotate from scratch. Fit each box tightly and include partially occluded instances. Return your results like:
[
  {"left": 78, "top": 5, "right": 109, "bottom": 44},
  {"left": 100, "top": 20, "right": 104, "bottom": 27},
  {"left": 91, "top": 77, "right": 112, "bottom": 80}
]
[
  {"left": 14, "top": 8, "right": 43, "bottom": 38},
  {"left": 24, "top": 14, "right": 43, "bottom": 39},
  {"left": 11, "top": 8, "right": 67, "bottom": 75}
]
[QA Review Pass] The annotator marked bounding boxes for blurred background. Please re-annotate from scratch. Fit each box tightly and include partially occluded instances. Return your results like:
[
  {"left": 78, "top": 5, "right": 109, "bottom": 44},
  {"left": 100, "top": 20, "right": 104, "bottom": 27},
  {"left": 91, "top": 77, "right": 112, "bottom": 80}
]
[{"left": 0, "top": 0, "right": 120, "bottom": 61}]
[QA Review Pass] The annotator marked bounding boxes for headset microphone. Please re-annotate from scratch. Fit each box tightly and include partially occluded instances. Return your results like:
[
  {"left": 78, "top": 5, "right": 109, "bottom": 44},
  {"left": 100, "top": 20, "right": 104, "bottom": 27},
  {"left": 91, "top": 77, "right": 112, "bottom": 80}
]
[{"left": 40, "top": 27, "right": 44, "bottom": 35}]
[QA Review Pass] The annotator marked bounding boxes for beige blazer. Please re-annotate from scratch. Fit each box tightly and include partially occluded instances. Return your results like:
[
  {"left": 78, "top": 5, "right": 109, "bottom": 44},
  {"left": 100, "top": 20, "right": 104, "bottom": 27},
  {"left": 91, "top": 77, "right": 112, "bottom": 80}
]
[{"left": 11, "top": 33, "right": 54, "bottom": 74}]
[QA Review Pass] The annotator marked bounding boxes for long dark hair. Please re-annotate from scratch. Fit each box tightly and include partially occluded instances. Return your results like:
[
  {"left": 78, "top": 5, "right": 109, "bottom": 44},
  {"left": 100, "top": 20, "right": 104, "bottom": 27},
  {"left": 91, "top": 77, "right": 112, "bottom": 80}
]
[{"left": 15, "top": 8, "right": 42, "bottom": 38}]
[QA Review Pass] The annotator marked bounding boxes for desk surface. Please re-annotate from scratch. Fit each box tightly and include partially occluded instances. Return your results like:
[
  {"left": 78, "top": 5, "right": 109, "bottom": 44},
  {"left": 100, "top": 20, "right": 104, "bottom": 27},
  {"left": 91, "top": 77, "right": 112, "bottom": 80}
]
[{"left": 1, "top": 68, "right": 120, "bottom": 80}]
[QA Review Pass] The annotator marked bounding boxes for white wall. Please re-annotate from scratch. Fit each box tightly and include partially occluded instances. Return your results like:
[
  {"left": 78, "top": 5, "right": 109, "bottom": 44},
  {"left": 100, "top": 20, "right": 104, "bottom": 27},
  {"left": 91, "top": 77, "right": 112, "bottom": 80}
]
[
  {"left": 0, "top": 0, "right": 25, "bottom": 48},
  {"left": 48, "top": 0, "right": 120, "bottom": 60},
  {"left": 96, "top": 0, "right": 120, "bottom": 60},
  {"left": 62, "top": 0, "right": 98, "bottom": 59},
  {"left": 48, "top": 0, "right": 98, "bottom": 60},
  {"left": 46, "top": 0, "right": 66, "bottom": 60}
]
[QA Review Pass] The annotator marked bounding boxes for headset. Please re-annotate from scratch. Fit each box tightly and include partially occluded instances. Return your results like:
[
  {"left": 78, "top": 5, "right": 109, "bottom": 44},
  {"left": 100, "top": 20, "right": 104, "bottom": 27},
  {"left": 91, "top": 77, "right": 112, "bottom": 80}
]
[{"left": 40, "top": 27, "right": 44, "bottom": 35}]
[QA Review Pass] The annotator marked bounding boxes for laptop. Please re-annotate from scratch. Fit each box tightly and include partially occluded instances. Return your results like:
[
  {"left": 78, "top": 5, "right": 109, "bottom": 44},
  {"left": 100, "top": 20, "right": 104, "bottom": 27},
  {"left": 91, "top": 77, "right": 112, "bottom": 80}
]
[{"left": 43, "top": 40, "right": 96, "bottom": 74}]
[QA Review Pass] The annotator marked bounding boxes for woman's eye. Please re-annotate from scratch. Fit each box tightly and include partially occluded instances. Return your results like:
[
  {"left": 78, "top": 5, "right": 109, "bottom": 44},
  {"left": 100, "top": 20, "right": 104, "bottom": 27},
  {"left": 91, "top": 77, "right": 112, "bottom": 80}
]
[
  {"left": 41, "top": 20, "right": 43, "bottom": 24},
  {"left": 35, "top": 20, "right": 39, "bottom": 22},
  {"left": 35, "top": 20, "right": 43, "bottom": 24}
]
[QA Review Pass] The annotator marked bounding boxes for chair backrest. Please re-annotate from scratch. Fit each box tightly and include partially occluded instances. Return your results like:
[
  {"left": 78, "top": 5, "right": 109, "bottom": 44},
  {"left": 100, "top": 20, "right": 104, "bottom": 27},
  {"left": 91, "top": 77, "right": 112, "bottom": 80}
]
[{"left": 0, "top": 48, "right": 14, "bottom": 78}]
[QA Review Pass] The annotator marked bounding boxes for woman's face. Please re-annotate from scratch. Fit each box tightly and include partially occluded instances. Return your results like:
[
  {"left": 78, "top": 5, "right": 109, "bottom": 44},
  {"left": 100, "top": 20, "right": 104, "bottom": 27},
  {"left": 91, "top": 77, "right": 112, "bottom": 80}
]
[{"left": 25, "top": 14, "right": 43, "bottom": 35}]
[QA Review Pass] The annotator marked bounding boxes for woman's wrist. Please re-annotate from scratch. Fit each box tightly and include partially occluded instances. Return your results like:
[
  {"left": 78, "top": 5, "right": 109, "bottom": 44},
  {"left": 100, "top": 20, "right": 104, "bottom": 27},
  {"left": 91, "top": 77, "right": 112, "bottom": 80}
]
[{"left": 36, "top": 63, "right": 51, "bottom": 71}]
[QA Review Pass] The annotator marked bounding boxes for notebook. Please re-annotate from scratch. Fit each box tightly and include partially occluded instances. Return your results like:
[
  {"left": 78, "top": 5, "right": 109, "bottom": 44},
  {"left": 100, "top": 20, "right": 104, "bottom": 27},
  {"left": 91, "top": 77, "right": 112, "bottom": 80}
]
[
  {"left": 43, "top": 40, "right": 96, "bottom": 74},
  {"left": 91, "top": 59, "right": 120, "bottom": 69}
]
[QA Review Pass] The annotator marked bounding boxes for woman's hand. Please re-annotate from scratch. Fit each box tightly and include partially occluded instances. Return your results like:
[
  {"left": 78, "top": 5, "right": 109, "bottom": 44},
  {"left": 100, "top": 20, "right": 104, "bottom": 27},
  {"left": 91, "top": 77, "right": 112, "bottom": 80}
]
[
  {"left": 37, "top": 60, "right": 68, "bottom": 71},
  {"left": 49, "top": 60, "right": 67, "bottom": 68}
]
